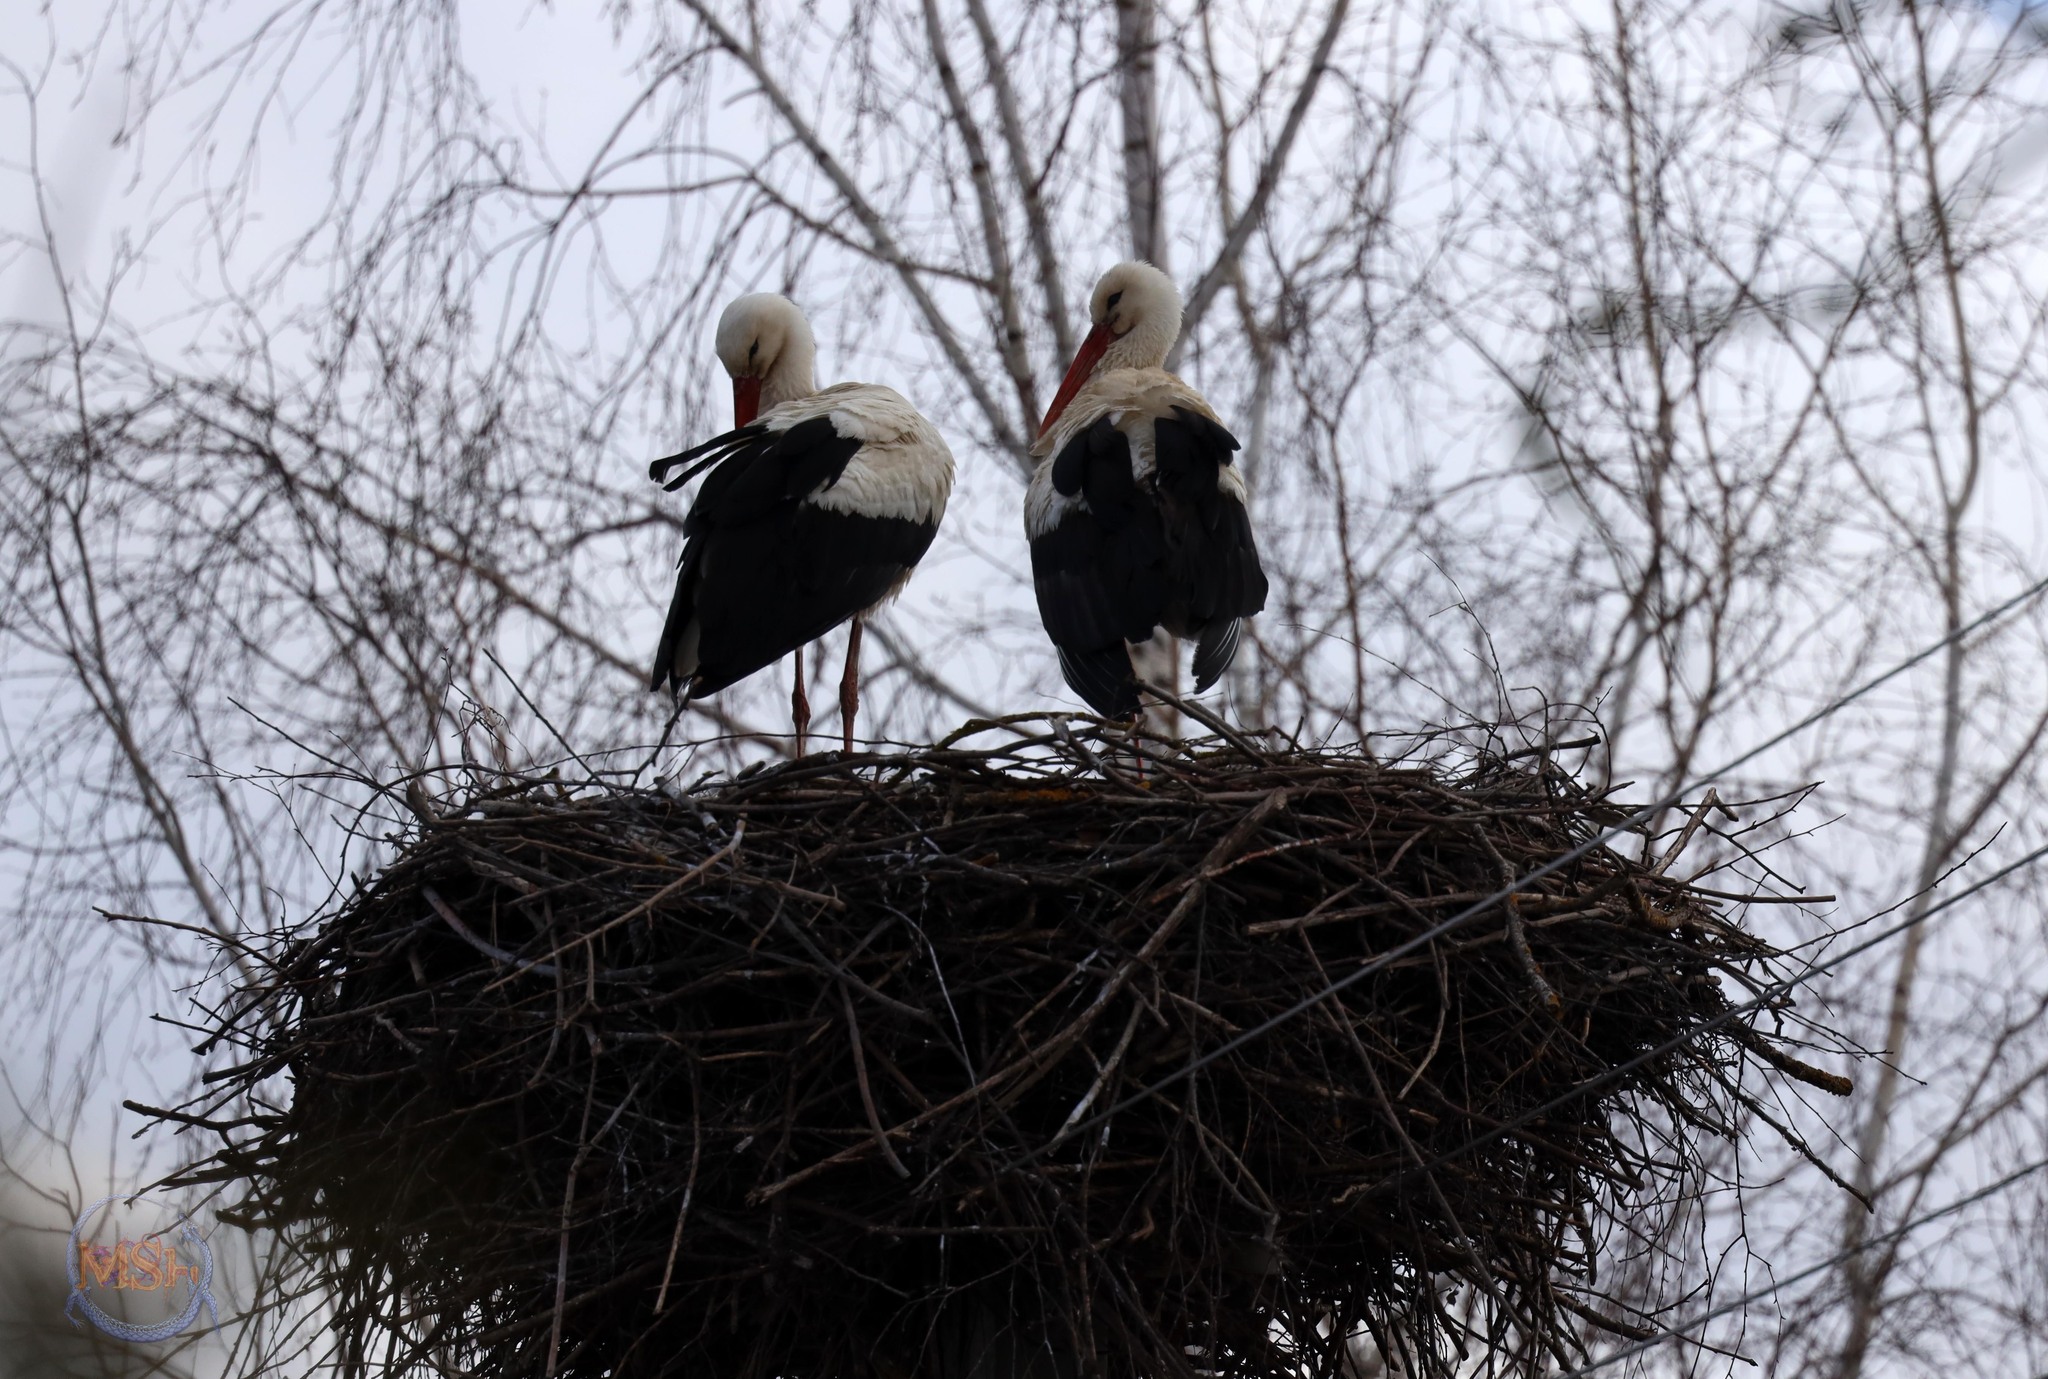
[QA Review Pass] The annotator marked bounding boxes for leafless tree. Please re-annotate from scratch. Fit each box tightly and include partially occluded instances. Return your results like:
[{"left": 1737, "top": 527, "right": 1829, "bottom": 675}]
[{"left": 7, "top": 0, "right": 2048, "bottom": 1372}]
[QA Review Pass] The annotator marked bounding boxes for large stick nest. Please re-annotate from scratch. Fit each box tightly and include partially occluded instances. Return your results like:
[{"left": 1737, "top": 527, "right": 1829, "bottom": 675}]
[{"left": 171, "top": 718, "right": 1848, "bottom": 1378}]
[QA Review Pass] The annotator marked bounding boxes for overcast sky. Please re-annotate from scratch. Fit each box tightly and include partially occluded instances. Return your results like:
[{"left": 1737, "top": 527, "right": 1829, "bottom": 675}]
[{"left": 9, "top": 1, "right": 2048, "bottom": 1372}]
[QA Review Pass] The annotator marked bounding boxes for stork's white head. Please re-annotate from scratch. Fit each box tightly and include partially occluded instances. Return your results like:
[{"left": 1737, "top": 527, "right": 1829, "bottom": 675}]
[
  {"left": 1038, "top": 261, "right": 1183, "bottom": 438},
  {"left": 714, "top": 292, "right": 818, "bottom": 426}
]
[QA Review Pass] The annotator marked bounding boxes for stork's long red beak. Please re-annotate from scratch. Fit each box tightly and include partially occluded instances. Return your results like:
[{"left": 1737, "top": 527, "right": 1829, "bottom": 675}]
[
  {"left": 1038, "top": 322, "right": 1114, "bottom": 439},
  {"left": 733, "top": 376, "right": 763, "bottom": 428}
]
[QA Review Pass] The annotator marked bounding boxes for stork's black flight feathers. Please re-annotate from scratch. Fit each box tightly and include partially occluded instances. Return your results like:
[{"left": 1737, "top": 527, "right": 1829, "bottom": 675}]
[
  {"left": 652, "top": 415, "right": 939, "bottom": 695},
  {"left": 1029, "top": 408, "right": 1268, "bottom": 718}
]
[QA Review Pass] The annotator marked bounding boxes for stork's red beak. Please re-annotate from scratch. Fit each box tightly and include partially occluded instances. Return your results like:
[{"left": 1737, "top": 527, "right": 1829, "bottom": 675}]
[
  {"left": 733, "top": 376, "right": 763, "bottom": 427},
  {"left": 1038, "top": 322, "right": 1114, "bottom": 439}
]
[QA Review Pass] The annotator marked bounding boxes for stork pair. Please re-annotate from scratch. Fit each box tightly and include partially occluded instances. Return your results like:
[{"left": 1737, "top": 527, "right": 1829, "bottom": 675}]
[{"left": 649, "top": 263, "right": 1269, "bottom": 751}]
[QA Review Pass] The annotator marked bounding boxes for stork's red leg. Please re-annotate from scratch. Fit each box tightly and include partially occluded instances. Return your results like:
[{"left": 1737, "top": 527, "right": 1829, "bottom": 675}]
[
  {"left": 791, "top": 645, "right": 810, "bottom": 756},
  {"left": 839, "top": 617, "right": 864, "bottom": 755}
]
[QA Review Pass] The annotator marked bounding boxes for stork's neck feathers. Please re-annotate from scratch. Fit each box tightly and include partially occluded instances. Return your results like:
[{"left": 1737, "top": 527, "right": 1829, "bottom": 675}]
[
  {"left": 1100, "top": 297, "right": 1181, "bottom": 373},
  {"left": 761, "top": 329, "right": 818, "bottom": 410}
]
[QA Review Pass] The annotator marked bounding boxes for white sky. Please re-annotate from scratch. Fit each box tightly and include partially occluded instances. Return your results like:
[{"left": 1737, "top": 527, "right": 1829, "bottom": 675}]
[{"left": 7, "top": 0, "right": 2048, "bottom": 1371}]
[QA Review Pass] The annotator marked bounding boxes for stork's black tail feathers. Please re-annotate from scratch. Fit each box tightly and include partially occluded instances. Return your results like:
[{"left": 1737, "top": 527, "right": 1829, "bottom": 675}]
[
  {"left": 1057, "top": 644, "right": 1143, "bottom": 720},
  {"left": 1062, "top": 622, "right": 1238, "bottom": 721},
  {"left": 1190, "top": 616, "right": 1243, "bottom": 694}
]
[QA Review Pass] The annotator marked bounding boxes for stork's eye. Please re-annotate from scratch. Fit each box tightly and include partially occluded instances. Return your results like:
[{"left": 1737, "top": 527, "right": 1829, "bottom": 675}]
[
  {"left": 749, "top": 340, "right": 760, "bottom": 360},
  {"left": 1106, "top": 291, "right": 1124, "bottom": 310}
]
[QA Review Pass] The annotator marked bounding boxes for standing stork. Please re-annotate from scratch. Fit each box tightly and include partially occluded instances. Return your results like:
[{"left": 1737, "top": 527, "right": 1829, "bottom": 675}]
[
  {"left": 1025, "top": 262, "right": 1268, "bottom": 719},
  {"left": 649, "top": 293, "right": 954, "bottom": 754}
]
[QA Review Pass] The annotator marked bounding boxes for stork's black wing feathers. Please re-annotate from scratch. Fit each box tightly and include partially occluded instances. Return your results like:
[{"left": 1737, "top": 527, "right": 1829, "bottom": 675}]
[
  {"left": 1030, "top": 407, "right": 1269, "bottom": 712},
  {"left": 1153, "top": 406, "right": 1265, "bottom": 615},
  {"left": 1057, "top": 644, "right": 1144, "bottom": 721},
  {"left": 650, "top": 419, "right": 772, "bottom": 491},
  {"left": 680, "top": 508, "right": 934, "bottom": 694},
  {"left": 1030, "top": 507, "right": 1157, "bottom": 717},
  {"left": 1032, "top": 418, "right": 1171, "bottom": 716},
  {"left": 1153, "top": 407, "right": 1267, "bottom": 690},
  {"left": 676, "top": 415, "right": 859, "bottom": 513},
  {"left": 650, "top": 416, "right": 934, "bottom": 694},
  {"left": 1191, "top": 616, "right": 1243, "bottom": 694},
  {"left": 652, "top": 539, "right": 707, "bottom": 692}
]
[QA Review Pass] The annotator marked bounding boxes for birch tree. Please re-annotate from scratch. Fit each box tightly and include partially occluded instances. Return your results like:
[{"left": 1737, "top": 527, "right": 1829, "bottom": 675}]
[{"left": 5, "top": 0, "right": 2048, "bottom": 1372}]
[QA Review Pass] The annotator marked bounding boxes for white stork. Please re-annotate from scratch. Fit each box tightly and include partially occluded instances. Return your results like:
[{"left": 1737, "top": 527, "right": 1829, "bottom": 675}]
[
  {"left": 1025, "top": 262, "right": 1269, "bottom": 719},
  {"left": 650, "top": 293, "right": 955, "bottom": 754}
]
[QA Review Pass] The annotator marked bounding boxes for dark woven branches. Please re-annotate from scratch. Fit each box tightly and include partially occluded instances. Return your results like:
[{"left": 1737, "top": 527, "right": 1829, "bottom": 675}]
[{"left": 176, "top": 720, "right": 1848, "bottom": 1379}]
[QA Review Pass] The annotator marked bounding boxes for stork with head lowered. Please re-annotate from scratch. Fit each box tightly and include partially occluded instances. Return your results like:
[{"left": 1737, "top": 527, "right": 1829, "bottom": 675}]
[{"left": 650, "top": 293, "right": 955, "bottom": 754}]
